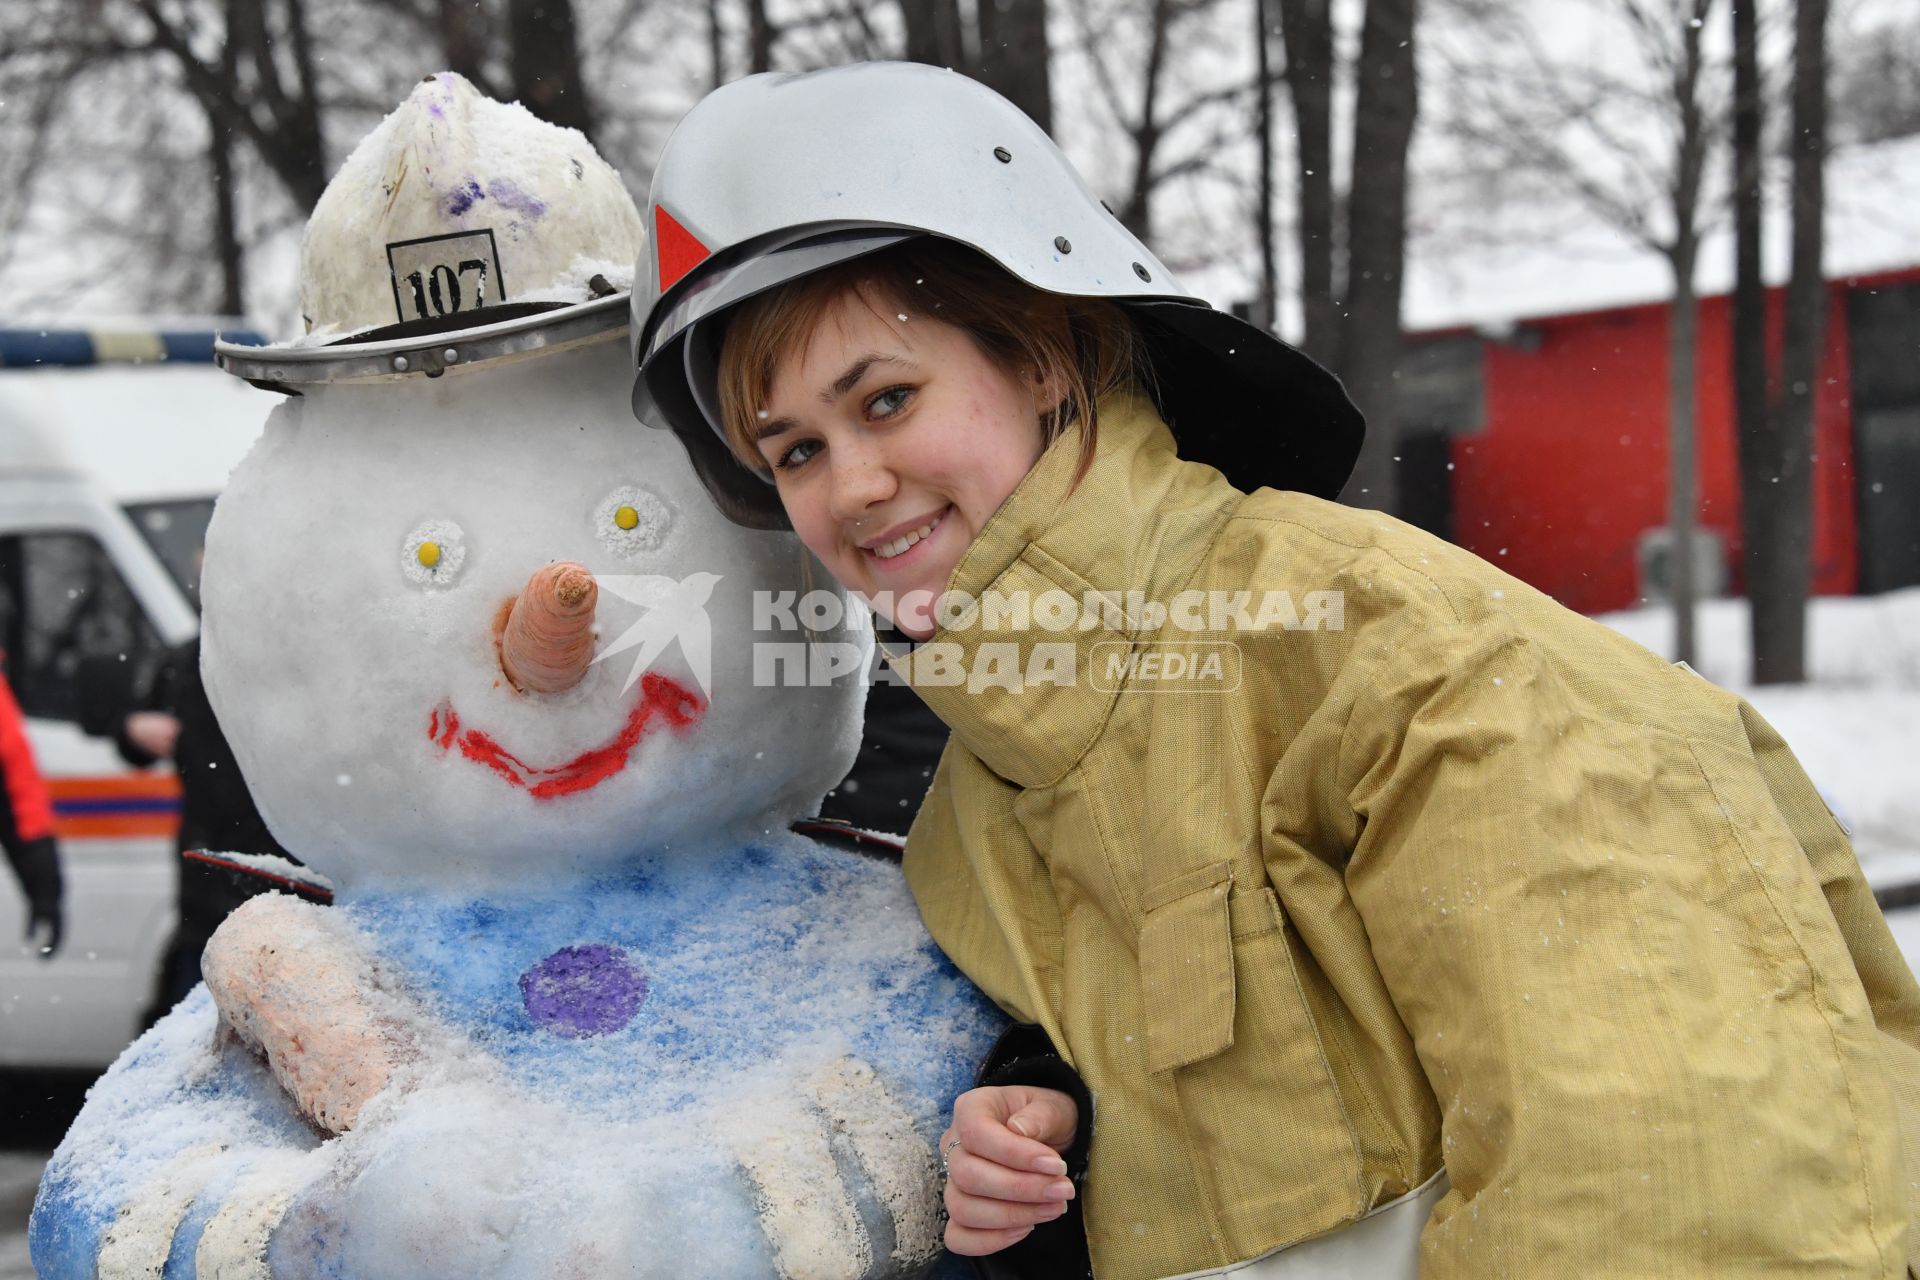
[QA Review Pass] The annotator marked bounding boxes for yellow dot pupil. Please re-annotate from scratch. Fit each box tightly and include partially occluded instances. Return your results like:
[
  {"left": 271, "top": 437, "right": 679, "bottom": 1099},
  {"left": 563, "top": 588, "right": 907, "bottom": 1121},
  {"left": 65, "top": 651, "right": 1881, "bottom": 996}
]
[
  {"left": 614, "top": 505, "right": 640, "bottom": 531},
  {"left": 416, "top": 541, "right": 442, "bottom": 568}
]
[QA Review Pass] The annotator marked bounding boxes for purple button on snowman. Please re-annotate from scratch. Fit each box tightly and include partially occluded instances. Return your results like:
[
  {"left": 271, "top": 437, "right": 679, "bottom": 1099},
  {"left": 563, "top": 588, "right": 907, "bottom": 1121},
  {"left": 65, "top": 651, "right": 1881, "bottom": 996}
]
[{"left": 519, "top": 944, "right": 649, "bottom": 1038}]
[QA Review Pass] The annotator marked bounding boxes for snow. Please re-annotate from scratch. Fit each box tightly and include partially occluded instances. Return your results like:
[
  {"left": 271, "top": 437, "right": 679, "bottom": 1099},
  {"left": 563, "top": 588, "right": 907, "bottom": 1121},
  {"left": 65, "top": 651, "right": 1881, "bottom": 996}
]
[{"left": 199, "top": 343, "right": 870, "bottom": 891}]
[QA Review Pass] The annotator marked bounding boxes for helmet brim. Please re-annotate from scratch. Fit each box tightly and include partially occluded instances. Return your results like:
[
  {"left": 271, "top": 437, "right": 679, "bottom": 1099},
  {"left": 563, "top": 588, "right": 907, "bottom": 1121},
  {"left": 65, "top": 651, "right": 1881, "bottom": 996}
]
[
  {"left": 1128, "top": 301, "right": 1363, "bottom": 503},
  {"left": 631, "top": 234, "right": 1365, "bottom": 529}
]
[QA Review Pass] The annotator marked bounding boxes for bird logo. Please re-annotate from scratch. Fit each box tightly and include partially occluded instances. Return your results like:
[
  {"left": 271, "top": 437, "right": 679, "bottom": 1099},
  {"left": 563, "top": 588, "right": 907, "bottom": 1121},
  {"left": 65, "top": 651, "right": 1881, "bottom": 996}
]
[{"left": 590, "top": 572, "right": 722, "bottom": 700}]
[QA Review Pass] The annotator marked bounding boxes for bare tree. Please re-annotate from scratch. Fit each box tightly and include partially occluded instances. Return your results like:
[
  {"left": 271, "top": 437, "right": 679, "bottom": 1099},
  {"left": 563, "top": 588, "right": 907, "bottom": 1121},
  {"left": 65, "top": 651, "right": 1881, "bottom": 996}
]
[
  {"left": 976, "top": 0, "right": 1053, "bottom": 134},
  {"left": 1731, "top": 0, "right": 1771, "bottom": 670},
  {"left": 509, "top": 0, "right": 596, "bottom": 137},
  {"left": 1831, "top": 14, "right": 1920, "bottom": 144},
  {"left": 1067, "top": 0, "right": 1246, "bottom": 245},
  {"left": 1434, "top": 0, "right": 1721, "bottom": 662},
  {"left": 1253, "top": 0, "right": 1279, "bottom": 328},
  {"left": 1731, "top": 0, "right": 1827, "bottom": 684},
  {"left": 1274, "top": 0, "right": 1335, "bottom": 362},
  {"left": 1333, "top": 0, "right": 1419, "bottom": 511},
  {"left": 1272, "top": 0, "right": 1417, "bottom": 511}
]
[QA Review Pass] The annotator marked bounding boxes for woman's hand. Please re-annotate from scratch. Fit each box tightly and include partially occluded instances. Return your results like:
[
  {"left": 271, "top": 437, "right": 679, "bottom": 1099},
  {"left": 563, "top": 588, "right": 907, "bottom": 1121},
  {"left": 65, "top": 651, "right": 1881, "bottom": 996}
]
[{"left": 940, "top": 1084, "right": 1079, "bottom": 1255}]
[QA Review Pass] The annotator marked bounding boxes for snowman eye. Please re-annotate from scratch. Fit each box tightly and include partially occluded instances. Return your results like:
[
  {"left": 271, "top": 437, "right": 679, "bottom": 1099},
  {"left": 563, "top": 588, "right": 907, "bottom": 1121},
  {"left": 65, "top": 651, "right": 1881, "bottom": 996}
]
[
  {"left": 594, "top": 486, "right": 671, "bottom": 559},
  {"left": 402, "top": 520, "right": 468, "bottom": 587}
]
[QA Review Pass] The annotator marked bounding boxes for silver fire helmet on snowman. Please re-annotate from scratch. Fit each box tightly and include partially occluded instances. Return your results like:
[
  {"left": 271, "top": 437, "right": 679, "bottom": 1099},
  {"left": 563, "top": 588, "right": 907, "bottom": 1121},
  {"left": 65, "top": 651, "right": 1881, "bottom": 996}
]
[{"left": 31, "top": 73, "right": 1001, "bottom": 1280}]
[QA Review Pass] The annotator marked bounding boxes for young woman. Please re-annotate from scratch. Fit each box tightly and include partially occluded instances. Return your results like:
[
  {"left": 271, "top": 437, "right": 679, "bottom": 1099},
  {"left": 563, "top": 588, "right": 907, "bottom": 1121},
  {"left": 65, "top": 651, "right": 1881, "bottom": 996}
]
[{"left": 633, "top": 63, "right": 1920, "bottom": 1280}]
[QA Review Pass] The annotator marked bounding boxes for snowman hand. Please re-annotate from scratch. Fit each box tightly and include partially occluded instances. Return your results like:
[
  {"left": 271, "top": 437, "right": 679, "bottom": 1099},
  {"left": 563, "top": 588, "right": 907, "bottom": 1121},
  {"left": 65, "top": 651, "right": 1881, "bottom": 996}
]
[
  {"left": 720, "top": 1055, "right": 943, "bottom": 1280},
  {"left": 203, "top": 894, "right": 423, "bottom": 1135}
]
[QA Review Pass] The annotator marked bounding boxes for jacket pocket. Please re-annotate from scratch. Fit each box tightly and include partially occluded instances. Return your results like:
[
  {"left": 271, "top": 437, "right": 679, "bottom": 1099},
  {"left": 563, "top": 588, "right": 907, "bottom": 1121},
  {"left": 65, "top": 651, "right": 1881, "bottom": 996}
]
[{"left": 1139, "top": 860, "right": 1237, "bottom": 1073}]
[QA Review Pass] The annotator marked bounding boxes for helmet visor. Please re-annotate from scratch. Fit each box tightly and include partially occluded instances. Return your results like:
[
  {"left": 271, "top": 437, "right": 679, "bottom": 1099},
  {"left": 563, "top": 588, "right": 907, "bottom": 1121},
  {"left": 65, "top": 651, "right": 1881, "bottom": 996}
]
[{"left": 637, "top": 225, "right": 917, "bottom": 437}]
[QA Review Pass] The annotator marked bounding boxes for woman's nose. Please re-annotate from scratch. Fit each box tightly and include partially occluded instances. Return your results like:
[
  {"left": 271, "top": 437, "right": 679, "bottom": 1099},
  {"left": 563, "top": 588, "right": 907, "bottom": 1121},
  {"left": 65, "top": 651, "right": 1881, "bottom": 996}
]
[{"left": 826, "top": 445, "right": 896, "bottom": 523}]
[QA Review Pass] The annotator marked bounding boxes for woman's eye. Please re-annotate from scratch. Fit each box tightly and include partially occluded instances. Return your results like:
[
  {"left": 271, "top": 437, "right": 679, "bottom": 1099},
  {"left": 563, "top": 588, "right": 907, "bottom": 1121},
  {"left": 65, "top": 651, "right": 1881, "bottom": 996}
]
[
  {"left": 402, "top": 520, "right": 467, "bottom": 588},
  {"left": 775, "top": 438, "right": 823, "bottom": 471},
  {"left": 867, "top": 385, "right": 913, "bottom": 418}
]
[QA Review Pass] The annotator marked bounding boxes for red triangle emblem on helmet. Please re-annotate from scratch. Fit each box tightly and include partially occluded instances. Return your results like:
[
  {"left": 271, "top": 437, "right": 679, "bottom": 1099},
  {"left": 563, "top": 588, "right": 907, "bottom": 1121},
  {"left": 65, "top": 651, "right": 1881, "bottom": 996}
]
[{"left": 654, "top": 206, "right": 711, "bottom": 294}]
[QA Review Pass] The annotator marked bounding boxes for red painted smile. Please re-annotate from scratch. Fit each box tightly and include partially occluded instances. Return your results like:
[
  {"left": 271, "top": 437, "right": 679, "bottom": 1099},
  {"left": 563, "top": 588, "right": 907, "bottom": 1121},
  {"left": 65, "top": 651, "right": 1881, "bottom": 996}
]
[{"left": 427, "top": 672, "right": 705, "bottom": 799}]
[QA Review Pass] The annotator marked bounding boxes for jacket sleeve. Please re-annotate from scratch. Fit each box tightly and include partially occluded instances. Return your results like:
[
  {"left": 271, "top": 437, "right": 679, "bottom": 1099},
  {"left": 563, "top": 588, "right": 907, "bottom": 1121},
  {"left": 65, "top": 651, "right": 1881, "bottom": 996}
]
[
  {"left": 1338, "top": 622, "right": 1913, "bottom": 1276},
  {"left": 903, "top": 743, "right": 1059, "bottom": 1030},
  {"left": 969, "top": 1024, "right": 1095, "bottom": 1280},
  {"left": 0, "top": 669, "right": 55, "bottom": 848}
]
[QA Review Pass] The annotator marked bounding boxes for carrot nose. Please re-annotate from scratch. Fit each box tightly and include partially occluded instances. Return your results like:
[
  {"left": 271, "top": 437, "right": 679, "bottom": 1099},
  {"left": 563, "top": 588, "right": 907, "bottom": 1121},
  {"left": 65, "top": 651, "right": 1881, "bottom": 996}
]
[{"left": 496, "top": 562, "right": 598, "bottom": 694}]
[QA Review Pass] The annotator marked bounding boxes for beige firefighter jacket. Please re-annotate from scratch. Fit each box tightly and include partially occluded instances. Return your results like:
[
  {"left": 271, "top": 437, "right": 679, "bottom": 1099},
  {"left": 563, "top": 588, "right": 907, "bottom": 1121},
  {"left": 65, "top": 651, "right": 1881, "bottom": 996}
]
[{"left": 894, "top": 392, "right": 1920, "bottom": 1280}]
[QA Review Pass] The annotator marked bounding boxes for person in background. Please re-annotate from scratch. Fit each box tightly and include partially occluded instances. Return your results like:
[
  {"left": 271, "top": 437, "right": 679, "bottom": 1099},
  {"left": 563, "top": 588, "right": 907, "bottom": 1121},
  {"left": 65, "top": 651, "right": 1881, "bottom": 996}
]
[
  {"left": 118, "top": 558, "right": 294, "bottom": 1018},
  {"left": 1, "top": 659, "right": 63, "bottom": 958}
]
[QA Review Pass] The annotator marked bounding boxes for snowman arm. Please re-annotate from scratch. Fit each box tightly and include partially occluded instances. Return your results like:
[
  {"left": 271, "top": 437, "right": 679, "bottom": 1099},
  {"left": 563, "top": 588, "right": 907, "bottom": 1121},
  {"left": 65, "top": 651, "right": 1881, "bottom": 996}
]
[
  {"left": 718, "top": 1055, "right": 945, "bottom": 1280},
  {"left": 202, "top": 893, "right": 419, "bottom": 1135}
]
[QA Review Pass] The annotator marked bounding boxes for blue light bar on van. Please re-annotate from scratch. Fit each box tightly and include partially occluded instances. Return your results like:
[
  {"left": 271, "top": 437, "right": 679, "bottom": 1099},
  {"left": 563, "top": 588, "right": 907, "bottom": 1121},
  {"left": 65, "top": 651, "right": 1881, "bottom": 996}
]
[{"left": 0, "top": 328, "right": 269, "bottom": 368}]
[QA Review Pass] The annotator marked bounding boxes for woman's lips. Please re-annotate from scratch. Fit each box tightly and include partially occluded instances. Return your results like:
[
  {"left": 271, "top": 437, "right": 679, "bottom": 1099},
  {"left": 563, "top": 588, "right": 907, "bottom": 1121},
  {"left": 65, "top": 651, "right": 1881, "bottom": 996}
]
[
  {"left": 427, "top": 672, "right": 704, "bottom": 799},
  {"left": 862, "top": 506, "right": 949, "bottom": 572}
]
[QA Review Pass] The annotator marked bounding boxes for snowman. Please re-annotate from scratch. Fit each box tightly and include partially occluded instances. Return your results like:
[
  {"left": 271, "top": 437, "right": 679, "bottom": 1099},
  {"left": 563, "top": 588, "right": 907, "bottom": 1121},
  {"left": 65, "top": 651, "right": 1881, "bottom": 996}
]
[{"left": 31, "top": 74, "right": 1002, "bottom": 1280}]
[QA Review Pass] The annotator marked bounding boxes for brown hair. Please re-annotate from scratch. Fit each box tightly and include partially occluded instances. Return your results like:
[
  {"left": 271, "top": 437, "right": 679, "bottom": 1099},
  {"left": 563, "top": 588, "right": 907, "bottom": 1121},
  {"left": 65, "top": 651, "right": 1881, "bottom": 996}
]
[{"left": 716, "top": 238, "right": 1144, "bottom": 485}]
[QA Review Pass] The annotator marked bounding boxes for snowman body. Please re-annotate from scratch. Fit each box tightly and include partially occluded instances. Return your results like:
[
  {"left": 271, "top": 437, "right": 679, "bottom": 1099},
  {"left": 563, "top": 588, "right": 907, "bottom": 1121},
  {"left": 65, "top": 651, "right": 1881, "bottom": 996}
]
[{"left": 30, "top": 337, "right": 1002, "bottom": 1279}]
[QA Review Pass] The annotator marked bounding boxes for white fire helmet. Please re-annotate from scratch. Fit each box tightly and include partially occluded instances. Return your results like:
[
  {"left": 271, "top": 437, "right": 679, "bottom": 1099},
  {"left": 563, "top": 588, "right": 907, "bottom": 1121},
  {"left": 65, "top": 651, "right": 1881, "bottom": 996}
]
[
  {"left": 631, "top": 61, "right": 1363, "bottom": 531},
  {"left": 218, "top": 72, "right": 645, "bottom": 388}
]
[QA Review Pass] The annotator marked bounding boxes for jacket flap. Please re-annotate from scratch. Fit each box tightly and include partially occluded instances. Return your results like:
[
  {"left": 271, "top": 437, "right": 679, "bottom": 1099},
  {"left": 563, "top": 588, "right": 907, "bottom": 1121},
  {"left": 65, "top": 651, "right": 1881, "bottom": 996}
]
[{"left": 1139, "top": 861, "right": 1236, "bottom": 1073}]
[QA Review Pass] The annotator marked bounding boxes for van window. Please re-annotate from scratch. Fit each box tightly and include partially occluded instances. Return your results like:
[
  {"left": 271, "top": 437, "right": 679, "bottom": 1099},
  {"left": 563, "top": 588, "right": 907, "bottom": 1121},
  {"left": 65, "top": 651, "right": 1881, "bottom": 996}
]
[
  {"left": 125, "top": 498, "right": 216, "bottom": 604},
  {"left": 0, "top": 531, "right": 165, "bottom": 725}
]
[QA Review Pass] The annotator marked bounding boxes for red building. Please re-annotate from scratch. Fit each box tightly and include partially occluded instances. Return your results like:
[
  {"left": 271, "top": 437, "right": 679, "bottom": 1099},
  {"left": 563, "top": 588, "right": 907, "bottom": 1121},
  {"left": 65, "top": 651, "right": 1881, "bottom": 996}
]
[{"left": 1399, "top": 266, "right": 1920, "bottom": 615}]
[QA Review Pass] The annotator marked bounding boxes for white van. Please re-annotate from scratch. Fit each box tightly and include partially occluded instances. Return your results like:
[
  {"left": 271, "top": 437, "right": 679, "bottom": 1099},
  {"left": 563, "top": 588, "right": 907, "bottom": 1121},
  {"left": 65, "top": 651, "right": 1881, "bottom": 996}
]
[{"left": 0, "top": 328, "right": 266, "bottom": 1068}]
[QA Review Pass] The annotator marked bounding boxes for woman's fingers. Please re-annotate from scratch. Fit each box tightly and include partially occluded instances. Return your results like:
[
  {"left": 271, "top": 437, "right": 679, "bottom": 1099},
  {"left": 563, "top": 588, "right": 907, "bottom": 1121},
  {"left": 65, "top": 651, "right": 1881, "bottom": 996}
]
[
  {"left": 951, "top": 1086, "right": 1076, "bottom": 1175},
  {"left": 944, "top": 1222, "right": 1035, "bottom": 1256},
  {"left": 945, "top": 1177, "right": 1070, "bottom": 1230},
  {"left": 938, "top": 1086, "right": 1081, "bottom": 1257},
  {"left": 945, "top": 1145, "right": 1075, "bottom": 1204}
]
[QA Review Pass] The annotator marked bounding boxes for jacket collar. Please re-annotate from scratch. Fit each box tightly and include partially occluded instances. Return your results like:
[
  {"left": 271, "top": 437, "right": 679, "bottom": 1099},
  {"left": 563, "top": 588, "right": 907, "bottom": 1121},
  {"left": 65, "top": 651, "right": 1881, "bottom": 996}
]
[{"left": 884, "top": 391, "right": 1241, "bottom": 788}]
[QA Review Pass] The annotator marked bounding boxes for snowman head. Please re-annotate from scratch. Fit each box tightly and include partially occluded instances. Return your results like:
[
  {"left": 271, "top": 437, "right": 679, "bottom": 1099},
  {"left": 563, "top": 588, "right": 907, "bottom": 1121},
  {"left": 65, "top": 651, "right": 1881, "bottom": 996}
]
[{"left": 203, "top": 76, "right": 868, "bottom": 893}]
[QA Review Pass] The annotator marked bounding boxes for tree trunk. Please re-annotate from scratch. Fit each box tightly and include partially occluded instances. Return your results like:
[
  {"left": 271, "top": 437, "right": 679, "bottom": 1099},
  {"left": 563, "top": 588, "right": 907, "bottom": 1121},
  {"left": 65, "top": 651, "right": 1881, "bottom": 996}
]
[
  {"left": 1115, "top": 0, "right": 1174, "bottom": 243},
  {"left": 708, "top": 0, "right": 725, "bottom": 90},
  {"left": 976, "top": 0, "right": 1052, "bottom": 134},
  {"left": 1664, "top": 0, "right": 1713, "bottom": 667},
  {"left": 1731, "top": 0, "right": 1774, "bottom": 678},
  {"left": 747, "top": 0, "right": 775, "bottom": 73},
  {"left": 1337, "top": 0, "right": 1418, "bottom": 513},
  {"left": 900, "top": 0, "right": 968, "bottom": 70},
  {"left": 1756, "top": 0, "right": 1828, "bottom": 683},
  {"left": 434, "top": 0, "right": 495, "bottom": 89},
  {"left": 1668, "top": 236, "right": 1701, "bottom": 665},
  {"left": 210, "top": 121, "right": 243, "bottom": 317},
  {"left": 508, "top": 0, "right": 595, "bottom": 138},
  {"left": 1277, "top": 0, "right": 1337, "bottom": 368},
  {"left": 1254, "top": 0, "right": 1278, "bottom": 329}
]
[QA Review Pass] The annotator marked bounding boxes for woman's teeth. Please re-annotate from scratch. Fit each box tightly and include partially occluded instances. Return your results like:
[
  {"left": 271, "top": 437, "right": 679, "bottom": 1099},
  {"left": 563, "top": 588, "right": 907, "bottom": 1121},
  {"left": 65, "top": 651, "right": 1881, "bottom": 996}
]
[{"left": 872, "top": 514, "right": 942, "bottom": 560}]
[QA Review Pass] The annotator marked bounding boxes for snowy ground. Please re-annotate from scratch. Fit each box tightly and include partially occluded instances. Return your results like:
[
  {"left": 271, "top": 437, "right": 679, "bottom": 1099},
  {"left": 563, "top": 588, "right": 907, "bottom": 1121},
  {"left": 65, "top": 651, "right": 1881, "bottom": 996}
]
[{"left": 4, "top": 591, "right": 1918, "bottom": 1267}]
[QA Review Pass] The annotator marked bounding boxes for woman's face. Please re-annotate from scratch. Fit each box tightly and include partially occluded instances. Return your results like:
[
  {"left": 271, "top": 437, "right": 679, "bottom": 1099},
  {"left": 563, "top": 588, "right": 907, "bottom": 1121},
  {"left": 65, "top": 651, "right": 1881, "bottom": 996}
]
[{"left": 751, "top": 287, "right": 1047, "bottom": 639}]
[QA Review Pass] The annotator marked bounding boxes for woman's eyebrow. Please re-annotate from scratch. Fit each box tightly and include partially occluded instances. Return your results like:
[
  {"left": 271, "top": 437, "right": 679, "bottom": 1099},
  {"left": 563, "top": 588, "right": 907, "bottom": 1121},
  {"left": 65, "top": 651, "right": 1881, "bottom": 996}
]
[
  {"left": 822, "top": 352, "right": 916, "bottom": 402},
  {"left": 758, "top": 352, "right": 922, "bottom": 443}
]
